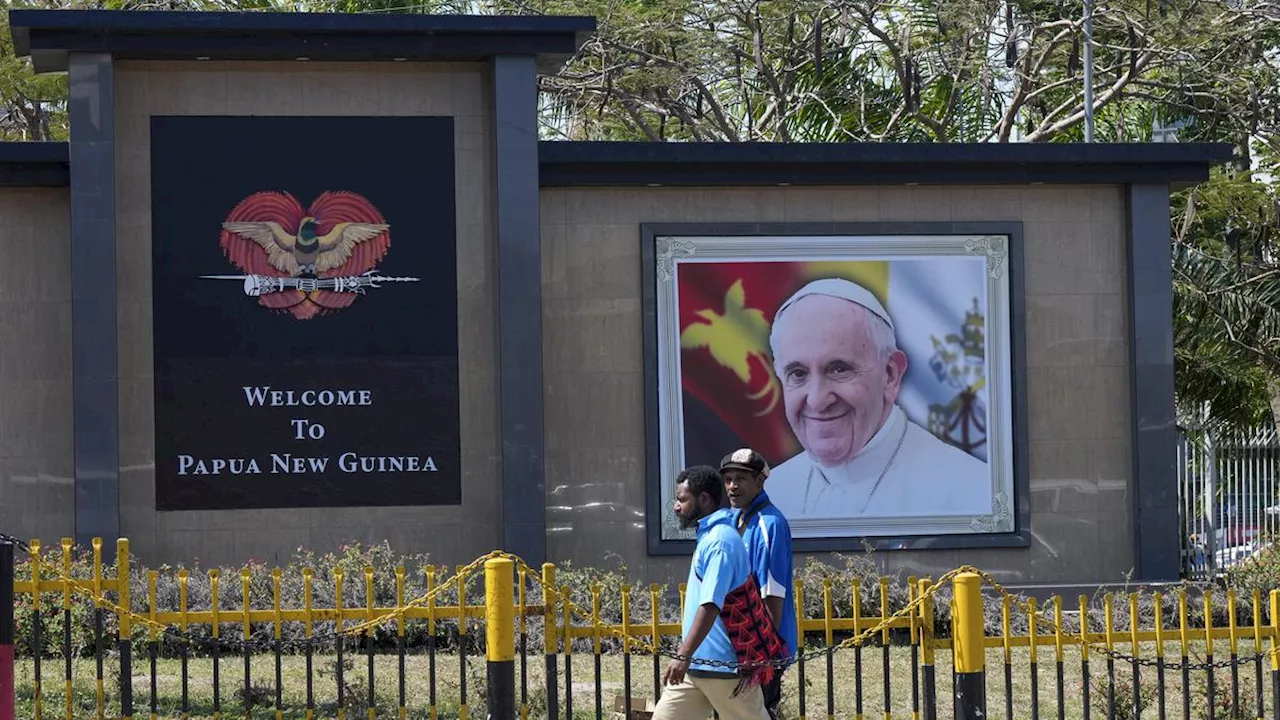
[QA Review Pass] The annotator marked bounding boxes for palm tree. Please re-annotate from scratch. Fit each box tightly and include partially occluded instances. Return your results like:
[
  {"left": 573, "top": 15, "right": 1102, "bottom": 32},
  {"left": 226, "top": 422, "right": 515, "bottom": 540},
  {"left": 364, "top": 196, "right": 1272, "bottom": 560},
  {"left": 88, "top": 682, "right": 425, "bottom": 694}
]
[{"left": 1171, "top": 172, "right": 1280, "bottom": 429}]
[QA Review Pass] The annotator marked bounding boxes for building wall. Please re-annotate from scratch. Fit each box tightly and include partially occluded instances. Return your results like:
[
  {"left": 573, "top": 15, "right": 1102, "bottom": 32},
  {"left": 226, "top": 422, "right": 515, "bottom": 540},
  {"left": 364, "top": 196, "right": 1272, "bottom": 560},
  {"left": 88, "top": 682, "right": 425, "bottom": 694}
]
[
  {"left": 0, "top": 137, "right": 1140, "bottom": 585},
  {"left": 113, "top": 60, "right": 501, "bottom": 567},
  {"left": 540, "top": 185, "right": 1133, "bottom": 585},
  {"left": 0, "top": 188, "right": 74, "bottom": 546}
]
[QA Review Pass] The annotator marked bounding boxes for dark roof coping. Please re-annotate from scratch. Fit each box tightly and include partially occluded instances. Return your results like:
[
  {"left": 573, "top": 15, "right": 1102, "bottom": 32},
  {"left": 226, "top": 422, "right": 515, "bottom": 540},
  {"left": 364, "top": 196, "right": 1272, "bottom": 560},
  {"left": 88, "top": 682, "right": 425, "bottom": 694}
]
[
  {"left": 9, "top": 9, "right": 596, "bottom": 73},
  {"left": 537, "top": 141, "right": 1236, "bottom": 188},
  {"left": 0, "top": 139, "right": 1235, "bottom": 189},
  {"left": 0, "top": 142, "right": 70, "bottom": 187}
]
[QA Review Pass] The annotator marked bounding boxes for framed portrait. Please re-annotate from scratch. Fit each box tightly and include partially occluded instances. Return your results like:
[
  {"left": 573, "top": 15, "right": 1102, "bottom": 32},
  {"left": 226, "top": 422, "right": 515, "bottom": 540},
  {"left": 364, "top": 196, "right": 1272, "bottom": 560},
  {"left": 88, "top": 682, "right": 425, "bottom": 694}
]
[{"left": 642, "top": 223, "right": 1029, "bottom": 553}]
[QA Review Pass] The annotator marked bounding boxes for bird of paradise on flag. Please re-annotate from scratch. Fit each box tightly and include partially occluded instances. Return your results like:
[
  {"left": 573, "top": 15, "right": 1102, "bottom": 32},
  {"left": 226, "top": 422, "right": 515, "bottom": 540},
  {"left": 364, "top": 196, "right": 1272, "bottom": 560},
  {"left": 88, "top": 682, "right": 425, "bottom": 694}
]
[{"left": 676, "top": 260, "right": 890, "bottom": 467}]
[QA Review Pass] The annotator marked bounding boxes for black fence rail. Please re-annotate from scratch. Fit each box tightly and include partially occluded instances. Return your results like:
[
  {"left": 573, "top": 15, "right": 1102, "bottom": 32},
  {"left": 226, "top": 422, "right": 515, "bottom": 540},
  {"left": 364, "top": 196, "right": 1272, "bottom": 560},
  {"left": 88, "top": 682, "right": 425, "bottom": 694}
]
[{"left": 2, "top": 535, "right": 1277, "bottom": 720}]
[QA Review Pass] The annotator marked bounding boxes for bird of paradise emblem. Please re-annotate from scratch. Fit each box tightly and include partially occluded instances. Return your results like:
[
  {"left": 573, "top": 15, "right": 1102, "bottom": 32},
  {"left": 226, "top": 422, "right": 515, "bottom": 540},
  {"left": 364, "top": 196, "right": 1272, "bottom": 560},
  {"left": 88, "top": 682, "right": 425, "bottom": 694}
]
[
  {"left": 679, "top": 279, "right": 782, "bottom": 416},
  {"left": 203, "top": 190, "right": 420, "bottom": 320}
]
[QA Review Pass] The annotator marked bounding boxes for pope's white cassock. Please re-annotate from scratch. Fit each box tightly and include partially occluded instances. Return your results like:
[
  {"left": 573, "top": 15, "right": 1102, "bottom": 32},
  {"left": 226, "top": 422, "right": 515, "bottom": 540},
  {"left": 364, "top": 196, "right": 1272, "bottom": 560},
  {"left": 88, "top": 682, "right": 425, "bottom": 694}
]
[{"left": 767, "top": 407, "right": 991, "bottom": 519}]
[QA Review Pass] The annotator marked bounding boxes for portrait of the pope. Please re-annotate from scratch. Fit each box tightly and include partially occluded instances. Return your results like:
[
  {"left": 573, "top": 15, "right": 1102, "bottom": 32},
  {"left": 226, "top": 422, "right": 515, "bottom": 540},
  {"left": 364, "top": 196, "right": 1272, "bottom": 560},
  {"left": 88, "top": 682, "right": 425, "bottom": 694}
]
[{"left": 764, "top": 278, "right": 992, "bottom": 520}]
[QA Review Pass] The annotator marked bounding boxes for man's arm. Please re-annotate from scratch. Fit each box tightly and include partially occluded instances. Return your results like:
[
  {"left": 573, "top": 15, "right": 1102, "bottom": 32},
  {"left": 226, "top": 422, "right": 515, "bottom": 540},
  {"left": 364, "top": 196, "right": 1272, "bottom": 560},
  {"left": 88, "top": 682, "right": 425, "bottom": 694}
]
[
  {"left": 665, "top": 545, "right": 735, "bottom": 685},
  {"left": 664, "top": 603, "right": 719, "bottom": 686},
  {"left": 762, "top": 518, "right": 793, "bottom": 631},
  {"left": 763, "top": 596, "right": 785, "bottom": 628}
]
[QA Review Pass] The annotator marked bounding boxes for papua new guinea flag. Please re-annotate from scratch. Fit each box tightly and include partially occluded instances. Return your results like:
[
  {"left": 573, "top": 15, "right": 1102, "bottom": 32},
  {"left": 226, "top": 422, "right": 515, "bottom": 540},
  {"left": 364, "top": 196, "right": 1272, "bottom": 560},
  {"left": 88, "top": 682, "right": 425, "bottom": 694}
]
[
  {"left": 676, "top": 260, "right": 889, "bottom": 467},
  {"left": 675, "top": 257, "right": 989, "bottom": 471}
]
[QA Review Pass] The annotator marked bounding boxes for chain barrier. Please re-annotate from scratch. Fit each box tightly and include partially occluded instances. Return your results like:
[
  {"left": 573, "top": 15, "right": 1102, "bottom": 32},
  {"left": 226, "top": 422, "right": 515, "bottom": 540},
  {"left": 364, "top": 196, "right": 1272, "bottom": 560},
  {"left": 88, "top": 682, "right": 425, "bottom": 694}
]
[
  {"left": 964, "top": 563, "right": 1280, "bottom": 672},
  {"left": 3, "top": 533, "right": 1278, "bottom": 673},
  {"left": 3, "top": 533, "right": 501, "bottom": 652},
  {"left": 0, "top": 531, "right": 30, "bottom": 553},
  {"left": 1086, "top": 645, "right": 1272, "bottom": 670},
  {"left": 500, "top": 551, "right": 968, "bottom": 671}
]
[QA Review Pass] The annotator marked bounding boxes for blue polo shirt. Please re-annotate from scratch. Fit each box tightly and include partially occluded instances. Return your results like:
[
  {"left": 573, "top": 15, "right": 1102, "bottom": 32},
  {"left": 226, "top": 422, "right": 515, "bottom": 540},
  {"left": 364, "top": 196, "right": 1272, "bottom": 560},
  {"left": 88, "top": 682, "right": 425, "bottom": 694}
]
[
  {"left": 683, "top": 507, "right": 752, "bottom": 674},
  {"left": 733, "top": 491, "right": 798, "bottom": 658}
]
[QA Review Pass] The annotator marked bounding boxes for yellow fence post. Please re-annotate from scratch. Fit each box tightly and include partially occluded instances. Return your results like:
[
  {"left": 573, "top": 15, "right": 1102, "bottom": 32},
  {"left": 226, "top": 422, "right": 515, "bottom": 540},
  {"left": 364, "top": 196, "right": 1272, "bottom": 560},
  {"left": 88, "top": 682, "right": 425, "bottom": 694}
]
[
  {"left": 60, "top": 538, "right": 71, "bottom": 720},
  {"left": 211, "top": 569, "right": 221, "bottom": 720},
  {"left": 485, "top": 557, "right": 516, "bottom": 720},
  {"left": 919, "top": 578, "right": 936, "bottom": 720},
  {"left": 118, "top": 538, "right": 133, "bottom": 720},
  {"left": 147, "top": 570, "right": 158, "bottom": 720},
  {"left": 303, "top": 567, "right": 314, "bottom": 720},
  {"left": 542, "top": 563, "right": 558, "bottom": 720},
  {"left": 952, "top": 572, "right": 985, "bottom": 720},
  {"left": 29, "top": 539, "right": 40, "bottom": 720},
  {"left": 1270, "top": 590, "right": 1279, "bottom": 706},
  {"left": 92, "top": 538, "right": 103, "bottom": 720},
  {"left": 179, "top": 569, "right": 189, "bottom": 720},
  {"left": 0, "top": 535, "right": 13, "bottom": 720},
  {"left": 273, "top": 567, "right": 284, "bottom": 720}
]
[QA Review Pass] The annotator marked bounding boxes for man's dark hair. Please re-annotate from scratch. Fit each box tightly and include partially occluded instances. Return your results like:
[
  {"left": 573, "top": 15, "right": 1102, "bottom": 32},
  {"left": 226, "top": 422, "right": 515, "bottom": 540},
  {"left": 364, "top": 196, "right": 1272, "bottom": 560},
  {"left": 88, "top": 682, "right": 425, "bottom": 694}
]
[{"left": 676, "top": 465, "right": 723, "bottom": 505}]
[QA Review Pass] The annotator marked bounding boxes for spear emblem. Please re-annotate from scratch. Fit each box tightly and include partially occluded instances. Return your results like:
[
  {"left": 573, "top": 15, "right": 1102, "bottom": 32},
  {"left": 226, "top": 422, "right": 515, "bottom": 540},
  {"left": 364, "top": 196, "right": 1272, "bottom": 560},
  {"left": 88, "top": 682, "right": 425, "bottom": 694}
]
[{"left": 200, "top": 270, "right": 421, "bottom": 297}]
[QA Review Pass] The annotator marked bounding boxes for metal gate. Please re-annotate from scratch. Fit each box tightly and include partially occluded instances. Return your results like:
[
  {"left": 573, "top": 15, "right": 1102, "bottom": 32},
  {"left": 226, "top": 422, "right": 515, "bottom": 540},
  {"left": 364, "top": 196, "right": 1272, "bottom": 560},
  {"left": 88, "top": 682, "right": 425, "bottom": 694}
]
[{"left": 1179, "top": 423, "right": 1280, "bottom": 579}]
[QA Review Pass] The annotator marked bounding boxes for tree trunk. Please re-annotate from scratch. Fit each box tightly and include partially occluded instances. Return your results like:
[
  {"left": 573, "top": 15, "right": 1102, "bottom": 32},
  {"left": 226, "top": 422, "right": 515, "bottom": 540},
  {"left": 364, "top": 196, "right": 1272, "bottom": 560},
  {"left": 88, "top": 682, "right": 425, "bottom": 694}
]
[{"left": 1267, "top": 376, "right": 1280, "bottom": 430}]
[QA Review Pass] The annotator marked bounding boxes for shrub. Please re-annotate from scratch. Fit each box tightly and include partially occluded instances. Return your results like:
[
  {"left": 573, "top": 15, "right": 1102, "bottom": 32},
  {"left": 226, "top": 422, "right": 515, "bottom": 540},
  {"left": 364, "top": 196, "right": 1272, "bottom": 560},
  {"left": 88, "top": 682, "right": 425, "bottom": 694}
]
[
  {"left": 1224, "top": 537, "right": 1280, "bottom": 599},
  {"left": 9, "top": 541, "right": 680, "bottom": 660},
  {"left": 9, "top": 537, "right": 1266, "bottom": 662},
  {"left": 1187, "top": 672, "right": 1259, "bottom": 720},
  {"left": 13, "top": 540, "right": 441, "bottom": 658},
  {"left": 1084, "top": 671, "right": 1158, "bottom": 720}
]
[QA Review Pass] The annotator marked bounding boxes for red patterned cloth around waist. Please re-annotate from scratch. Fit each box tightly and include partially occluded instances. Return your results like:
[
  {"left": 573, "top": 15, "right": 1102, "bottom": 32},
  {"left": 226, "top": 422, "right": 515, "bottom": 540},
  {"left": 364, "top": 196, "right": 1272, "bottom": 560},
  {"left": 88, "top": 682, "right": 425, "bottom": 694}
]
[{"left": 718, "top": 574, "right": 787, "bottom": 697}]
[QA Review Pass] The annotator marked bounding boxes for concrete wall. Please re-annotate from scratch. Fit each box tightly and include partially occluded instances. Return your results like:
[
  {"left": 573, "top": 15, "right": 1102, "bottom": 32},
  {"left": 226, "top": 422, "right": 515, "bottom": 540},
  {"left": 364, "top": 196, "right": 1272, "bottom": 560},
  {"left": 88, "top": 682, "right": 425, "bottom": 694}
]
[
  {"left": 112, "top": 60, "right": 500, "bottom": 567},
  {"left": 0, "top": 188, "right": 74, "bottom": 544},
  {"left": 0, "top": 131, "right": 1140, "bottom": 585},
  {"left": 540, "top": 185, "right": 1133, "bottom": 585}
]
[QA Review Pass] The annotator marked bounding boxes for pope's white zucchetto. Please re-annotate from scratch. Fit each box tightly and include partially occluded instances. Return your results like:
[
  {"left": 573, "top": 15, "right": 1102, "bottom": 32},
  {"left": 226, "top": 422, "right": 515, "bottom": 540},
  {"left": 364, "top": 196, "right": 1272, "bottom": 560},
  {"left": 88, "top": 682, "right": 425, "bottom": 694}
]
[{"left": 773, "top": 278, "right": 895, "bottom": 331}]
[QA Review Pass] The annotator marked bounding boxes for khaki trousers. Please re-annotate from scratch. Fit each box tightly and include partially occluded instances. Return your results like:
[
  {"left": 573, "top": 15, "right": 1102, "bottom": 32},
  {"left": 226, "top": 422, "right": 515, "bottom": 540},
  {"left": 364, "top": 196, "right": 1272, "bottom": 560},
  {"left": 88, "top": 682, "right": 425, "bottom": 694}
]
[{"left": 651, "top": 674, "right": 772, "bottom": 720}]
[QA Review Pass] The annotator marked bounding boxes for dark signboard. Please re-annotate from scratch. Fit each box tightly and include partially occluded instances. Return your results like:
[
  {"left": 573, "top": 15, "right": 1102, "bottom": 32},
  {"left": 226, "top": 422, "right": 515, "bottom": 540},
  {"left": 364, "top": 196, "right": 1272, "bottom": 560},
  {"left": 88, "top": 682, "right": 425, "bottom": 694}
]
[{"left": 150, "top": 115, "right": 460, "bottom": 511}]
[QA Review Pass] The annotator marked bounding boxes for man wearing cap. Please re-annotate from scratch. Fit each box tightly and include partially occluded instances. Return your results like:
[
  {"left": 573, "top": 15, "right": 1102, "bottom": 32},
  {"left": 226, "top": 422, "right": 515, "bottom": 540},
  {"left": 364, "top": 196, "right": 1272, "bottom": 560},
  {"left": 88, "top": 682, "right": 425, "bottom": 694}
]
[
  {"left": 655, "top": 465, "right": 780, "bottom": 720},
  {"left": 720, "top": 448, "right": 797, "bottom": 720},
  {"left": 765, "top": 278, "right": 990, "bottom": 521}
]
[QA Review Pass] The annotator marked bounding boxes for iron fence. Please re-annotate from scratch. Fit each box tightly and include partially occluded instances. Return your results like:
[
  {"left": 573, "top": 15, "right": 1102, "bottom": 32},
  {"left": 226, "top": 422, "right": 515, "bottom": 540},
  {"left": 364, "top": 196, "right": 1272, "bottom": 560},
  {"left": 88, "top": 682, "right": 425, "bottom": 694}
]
[
  {"left": 3, "top": 534, "right": 1280, "bottom": 720},
  {"left": 1178, "top": 424, "right": 1280, "bottom": 580}
]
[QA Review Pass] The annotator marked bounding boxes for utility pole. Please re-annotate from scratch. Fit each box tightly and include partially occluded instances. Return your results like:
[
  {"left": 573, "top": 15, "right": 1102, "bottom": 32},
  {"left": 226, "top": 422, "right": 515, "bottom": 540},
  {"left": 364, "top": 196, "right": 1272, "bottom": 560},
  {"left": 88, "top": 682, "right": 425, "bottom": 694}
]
[{"left": 1083, "top": 0, "right": 1094, "bottom": 142}]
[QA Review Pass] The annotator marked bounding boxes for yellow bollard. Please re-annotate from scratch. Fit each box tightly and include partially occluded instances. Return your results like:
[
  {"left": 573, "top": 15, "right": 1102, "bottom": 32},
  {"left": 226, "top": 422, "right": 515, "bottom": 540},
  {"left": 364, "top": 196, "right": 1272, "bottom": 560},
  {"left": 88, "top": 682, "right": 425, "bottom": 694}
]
[
  {"left": 485, "top": 558, "right": 516, "bottom": 720},
  {"left": 952, "top": 573, "right": 985, "bottom": 720}
]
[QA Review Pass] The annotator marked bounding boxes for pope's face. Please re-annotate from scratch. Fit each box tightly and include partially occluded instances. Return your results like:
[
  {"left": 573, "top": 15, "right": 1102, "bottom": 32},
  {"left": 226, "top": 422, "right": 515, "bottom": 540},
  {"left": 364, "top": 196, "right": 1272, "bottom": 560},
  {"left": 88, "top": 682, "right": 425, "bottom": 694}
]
[{"left": 772, "top": 295, "right": 906, "bottom": 467}]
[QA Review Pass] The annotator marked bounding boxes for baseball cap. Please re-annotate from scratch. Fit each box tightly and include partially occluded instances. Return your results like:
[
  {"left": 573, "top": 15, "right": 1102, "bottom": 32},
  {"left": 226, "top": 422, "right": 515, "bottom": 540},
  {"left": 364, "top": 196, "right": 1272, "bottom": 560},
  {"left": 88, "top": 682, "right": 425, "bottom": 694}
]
[{"left": 719, "top": 448, "right": 771, "bottom": 478}]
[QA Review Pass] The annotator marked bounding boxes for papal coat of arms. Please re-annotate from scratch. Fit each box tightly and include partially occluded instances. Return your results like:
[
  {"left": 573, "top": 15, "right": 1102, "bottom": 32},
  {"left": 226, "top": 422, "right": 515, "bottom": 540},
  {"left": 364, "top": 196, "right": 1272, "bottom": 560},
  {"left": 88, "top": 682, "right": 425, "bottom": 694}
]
[{"left": 203, "top": 190, "right": 420, "bottom": 320}]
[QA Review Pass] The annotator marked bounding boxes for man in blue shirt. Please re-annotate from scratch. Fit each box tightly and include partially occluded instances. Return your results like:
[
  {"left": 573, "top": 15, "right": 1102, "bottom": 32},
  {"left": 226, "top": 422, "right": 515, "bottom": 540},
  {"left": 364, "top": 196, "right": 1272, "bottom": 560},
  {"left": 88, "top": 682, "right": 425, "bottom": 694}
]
[
  {"left": 653, "top": 465, "right": 772, "bottom": 720},
  {"left": 721, "top": 448, "right": 797, "bottom": 720}
]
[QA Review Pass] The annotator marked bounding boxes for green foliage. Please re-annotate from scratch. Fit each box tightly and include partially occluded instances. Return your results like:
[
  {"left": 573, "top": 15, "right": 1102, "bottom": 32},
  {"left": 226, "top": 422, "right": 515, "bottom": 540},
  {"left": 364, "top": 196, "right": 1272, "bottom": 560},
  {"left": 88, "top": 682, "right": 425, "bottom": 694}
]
[
  {"left": 9, "top": 541, "right": 679, "bottom": 660},
  {"left": 525, "top": 0, "right": 1277, "bottom": 144},
  {"left": 1194, "top": 680, "right": 1258, "bottom": 720},
  {"left": 1172, "top": 169, "right": 1280, "bottom": 428},
  {"left": 13, "top": 540, "right": 443, "bottom": 658},
  {"left": 0, "top": 3, "right": 67, "bottom": 141},
  {"left": 1223, "top": 539, "right": 1280, "bottom": 601},
  {"left": 1085, "top": 672, "right": 1158, "bottom": 720}
]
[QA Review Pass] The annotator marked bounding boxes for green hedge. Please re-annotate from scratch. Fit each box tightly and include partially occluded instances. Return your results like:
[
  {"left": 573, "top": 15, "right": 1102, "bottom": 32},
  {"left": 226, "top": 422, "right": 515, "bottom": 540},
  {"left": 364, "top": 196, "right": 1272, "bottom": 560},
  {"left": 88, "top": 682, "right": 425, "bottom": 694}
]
[{"left": 9, "top": 539, "right": 1271, "bottom": 660}]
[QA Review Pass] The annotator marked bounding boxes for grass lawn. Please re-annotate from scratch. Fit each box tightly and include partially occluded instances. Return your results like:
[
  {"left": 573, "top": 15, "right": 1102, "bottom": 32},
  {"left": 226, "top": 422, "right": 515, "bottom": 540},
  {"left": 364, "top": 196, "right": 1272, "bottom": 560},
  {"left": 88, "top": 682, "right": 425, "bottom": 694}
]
[{"left": 11, "top": 643, "right": 1261, "bottom": 719}]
